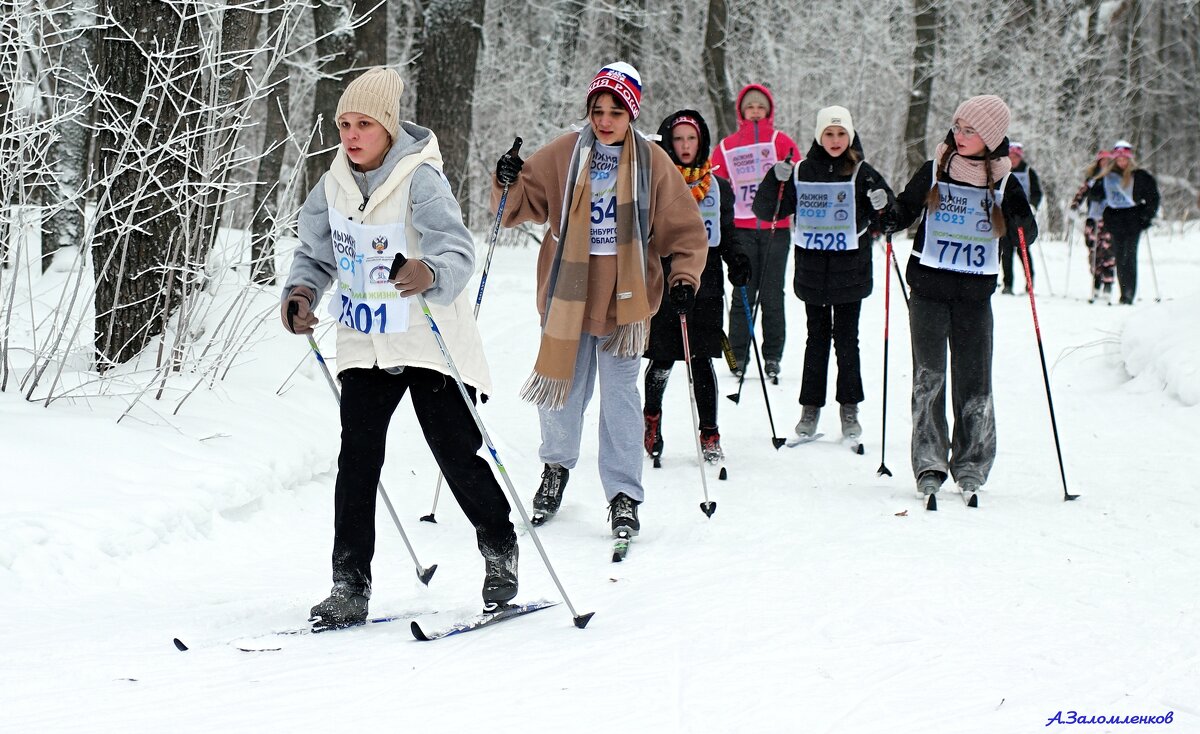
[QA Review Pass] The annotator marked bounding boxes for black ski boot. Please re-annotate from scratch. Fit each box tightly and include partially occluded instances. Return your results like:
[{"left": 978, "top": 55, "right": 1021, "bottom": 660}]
[
  {"left": 479, "top": 535, "right": 519, "bottom": 608},
  {"left": 531, "top": 463, "right": 569, "bottom": 525},
  {"left": 309, "top": 585, "right": 369, "bottom": 630}
]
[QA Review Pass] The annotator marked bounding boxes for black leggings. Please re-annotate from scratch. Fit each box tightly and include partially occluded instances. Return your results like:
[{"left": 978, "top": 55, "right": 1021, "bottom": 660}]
[{"left": 643, "top": 358, "right": 718, "bottom": 429}]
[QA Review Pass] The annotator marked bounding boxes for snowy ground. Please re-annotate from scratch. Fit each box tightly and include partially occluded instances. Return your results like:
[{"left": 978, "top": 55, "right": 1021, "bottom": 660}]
[{"left": 2, "top": 220, "right": 1198, "bottom": 733}]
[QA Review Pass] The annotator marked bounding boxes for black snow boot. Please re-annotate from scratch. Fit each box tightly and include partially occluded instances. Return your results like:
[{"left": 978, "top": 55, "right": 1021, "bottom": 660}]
[{"left": 479, "top": 535, "right": 519, "bottom": 607}]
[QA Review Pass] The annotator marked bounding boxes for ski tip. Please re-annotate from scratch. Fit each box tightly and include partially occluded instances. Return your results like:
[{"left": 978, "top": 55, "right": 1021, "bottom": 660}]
[
  {"left": 173, "top": 638, "right": 189, "bottom": 652},
  {"left": 718, "top": 467, "right": 728, "bottom": 481},
  {"left": 967, "top": 492, "right": 979, "bottom": 508},
  {"left": 611, "top": 551, "right": 624, "bottom": 563},
  {"left": 877, "top": 464, "right": 893, "bottom": 477},
  {"left": 573, "top": 612, "right": 595, "bottom": 629},
  {"left": 771, "top": 437, "right": 786, "bottom": 449},
  {"left": 418, "top": 564, "right": 438, "bottom": 585},
  {"left": 854, "top": 443, "right": 865, "bottom": 455},
  {"left": 419, "top": 514, "right": 437, "bottom": 523},
  {"left": 925, "top": 494, "right": 938, "bottom": 511},
  {"left": 410, "top": 620, "right": 430, "bottom": 641},
  {"left": 652, "top": 457, "right": 661, "bottom": 469},
  {"left": 700, "top": 501, "right": 717, "bottom": 518}
]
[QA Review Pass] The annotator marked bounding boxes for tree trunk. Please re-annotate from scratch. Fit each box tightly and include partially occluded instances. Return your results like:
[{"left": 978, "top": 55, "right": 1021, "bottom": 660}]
[
  {"left": 305, "top": 0, "right": 355, "bottom": 191},
  {"left": 93, "top": 0, "right": 202, "bottom": 369},
  {"left": 40, "top": 0, "right": 94, "bottom": 271},
  {"left": 354, "top": 0, "right": 389, "bottom": 67},
  {"left": 415, "top": 0, "right": 485, "bottom": 206},
  {"left": 702, "top": 0, "right": 736, "bottom": 139},
  {"left": 250, "top": 0, "right": 292, "bottom": 285},
  {"left": 903, "top": 0, "right": 938, "bottom": 176},
  {"left": 615, "top": 0, "right": 645, "bottom": 69}
]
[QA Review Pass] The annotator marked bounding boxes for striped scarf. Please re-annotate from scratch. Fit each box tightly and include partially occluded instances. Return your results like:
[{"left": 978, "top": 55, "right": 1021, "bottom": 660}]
[
  {"left": 677, "top": 161, "right": 713, "bottom": 203},
  {"left": 520, "top": 127, "right": 652, "bottom": 410}
]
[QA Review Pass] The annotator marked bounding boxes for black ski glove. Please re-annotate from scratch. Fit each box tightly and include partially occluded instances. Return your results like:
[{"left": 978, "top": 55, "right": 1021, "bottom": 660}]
[
  {"left": 669, "top": 282, "right": 695, "bottom": 314},
  {"left": 726, "top": 252, "right": 751, "bottom": 287},
  {"left": 879, "top": 206, "right": 903, "bottom": 234},
  {"left": 496, "top": 149, "right": 524, "bottom": 185}
]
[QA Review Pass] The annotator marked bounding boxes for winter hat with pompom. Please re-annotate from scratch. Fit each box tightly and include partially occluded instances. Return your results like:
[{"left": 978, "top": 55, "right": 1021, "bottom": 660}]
[
  {"left": 336, "top": 67, "right": 405, "bottom": 140},
  {"left": 952, "top": 95, "right": 1010, "bottom": 151}
]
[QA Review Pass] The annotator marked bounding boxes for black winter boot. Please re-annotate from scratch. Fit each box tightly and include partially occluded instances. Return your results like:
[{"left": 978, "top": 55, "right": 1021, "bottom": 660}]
[
  {"left": 479, "top": 535, "right": 519, "bottom": 607},
  {"left": 309, "top": 585, "right": 369, "bottom": 629}
]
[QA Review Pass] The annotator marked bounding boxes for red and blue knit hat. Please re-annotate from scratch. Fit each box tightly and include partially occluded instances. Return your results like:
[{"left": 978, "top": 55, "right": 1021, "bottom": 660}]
[{"left": 586, "top": 62, "right": 643, "bottom": 120}]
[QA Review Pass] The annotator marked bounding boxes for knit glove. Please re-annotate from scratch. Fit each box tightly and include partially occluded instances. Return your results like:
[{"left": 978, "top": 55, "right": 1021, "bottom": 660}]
[
  {"left": 726, "top": 252, "right": 751, "bottom": 287},
  {"left": 868, "top": 189, "right": 888, "bottom": 211},
  {"left": 772, "top": 161, "right": 793, "bottom": 180},
  {"left": 496, "top": 150, "right": 524, "bottom": 185},
  {"left": 392, "top": 258, "right": 436, "bottom": 298}
]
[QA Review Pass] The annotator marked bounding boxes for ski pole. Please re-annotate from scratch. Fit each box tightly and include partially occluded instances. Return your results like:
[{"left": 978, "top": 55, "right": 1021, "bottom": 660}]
[
  {"left": 1034, "top": 229, "right": 1054, "bottom": 296},
  {"left": 876, "top": 232, "right": 894, "bottom": 478},
  {"left": 392, "top": 253, "right": 593, "bottom": 628},
  {"left": 1063, "top": 216, "right": 1075, "bottom": 296},
  {"left": 1016, "top": 228, "right": 1078, "bottom": 502},
  {"left": 679, "top": 313, "right": 717, "bottom": 517},
  {"left": 1143, "top": 229, "right": 1161, "bottom": 302},
  {"left": 422, "top": 137, "right": 522, "bottom": 524},
  {"left": 288, "top": 306, "right": 438, "bottom": 585},
  {"left": 733, "top": 152, "right": 791, "bottom": 390},
  {"left": 888, "top": 242, "right": 910, "bottom": 308},
  {"left": 727, "top": 285, "right": 785, "bottom": 449}
]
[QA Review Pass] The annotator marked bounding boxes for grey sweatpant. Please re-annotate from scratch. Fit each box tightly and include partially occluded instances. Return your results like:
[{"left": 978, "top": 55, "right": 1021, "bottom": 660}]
[
  {"left": 909, "top": 294, "right": 996, "bottom": 487},
  {"left": 539, "top": 333, "right": 644, "bottom": 503}
]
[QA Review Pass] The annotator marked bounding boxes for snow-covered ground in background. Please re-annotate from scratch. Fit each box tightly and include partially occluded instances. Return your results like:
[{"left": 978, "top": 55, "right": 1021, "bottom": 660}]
[{"left": 1, "top": 221, "right": 1198, "bottom": 733}]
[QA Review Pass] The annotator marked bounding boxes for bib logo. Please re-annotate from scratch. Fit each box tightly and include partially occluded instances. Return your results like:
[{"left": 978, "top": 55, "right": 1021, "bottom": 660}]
[
  {"left": 371, "top": 235, "right": 388, "bottom": 253},
  {"left": 976, "top": 219, "right": 993, "bottom": 232},
  {"left": 370, "top": 265, "right": 391, "bottom": 283},
  {"left": 834, "top": 210, "right": 849, "bottom": 221},
  {"left": 836, "top": 191, "right": 847, "bottom": 203}
]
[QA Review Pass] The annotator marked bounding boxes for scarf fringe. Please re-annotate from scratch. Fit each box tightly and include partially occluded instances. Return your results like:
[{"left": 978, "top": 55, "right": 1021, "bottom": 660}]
[
  {"left": 519, "top": 371, "right": 572, "bottom": 411},
  {"left": 602, "top": 319, "right": 649, "bottom": 358}
]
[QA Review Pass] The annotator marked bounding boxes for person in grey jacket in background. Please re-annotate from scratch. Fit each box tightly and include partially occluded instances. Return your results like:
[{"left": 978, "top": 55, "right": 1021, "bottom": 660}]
[{"left": 280, "top": 67, "right": 517, "bottom": 630}]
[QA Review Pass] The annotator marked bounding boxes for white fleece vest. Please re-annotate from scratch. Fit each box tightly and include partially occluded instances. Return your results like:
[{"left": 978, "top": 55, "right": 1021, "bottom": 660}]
[{"left": 324, "top": 143, "right": 492, "bottom": 394}]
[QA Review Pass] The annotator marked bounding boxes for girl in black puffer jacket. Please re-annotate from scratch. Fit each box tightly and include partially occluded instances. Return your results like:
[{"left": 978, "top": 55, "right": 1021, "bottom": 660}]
[
  {"left": 642, "top": 109, "right": 751, "bottom": 465},
  {"left": 753, "top": 106, "right": 893, "bottom": 444}
]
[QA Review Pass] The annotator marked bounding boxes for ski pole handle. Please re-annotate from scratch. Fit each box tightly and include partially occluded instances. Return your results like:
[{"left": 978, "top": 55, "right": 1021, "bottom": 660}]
[
  {"left": 507, "top": 136, "right": 522, "bottom": 158},
  {"left": 287, "top": 300, "right": 298, "bottom": 333},
  {"left": 389, "top": 252, "right": 409, "bottom": 281}
]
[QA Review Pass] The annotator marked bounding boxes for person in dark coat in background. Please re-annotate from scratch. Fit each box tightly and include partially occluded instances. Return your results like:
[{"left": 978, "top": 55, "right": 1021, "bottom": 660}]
[
  {"left": 999, "top": 141, "right": 1042, "bottom": 294},
  {"left": 880, "top": 95, "right": 1037, "bottom": 501},
  {"left": 1086, "top": 139, "right": 1159, "bottom": 304},
  {"left": 754, "top": 106, "right": 892, "bottom": 444},
  {"left": 643, "top": 109, "right": 751, "bottom": 465}
]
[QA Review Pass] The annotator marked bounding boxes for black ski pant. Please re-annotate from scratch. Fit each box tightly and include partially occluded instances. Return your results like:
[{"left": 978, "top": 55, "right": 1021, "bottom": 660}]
[
  {"left": 1110, "top": 229, "right": 1141, "bottom": 303},
  {"left": 728, "top": 227, "right": 790, "bottom": 367},
  {"left": 909, "top": 295, "right": 996, "bottom": 487},
  {"left": 999, "top": 237, "right": 1033, "bottom": 292},
  {"left": 331, "top": 366, "right": 514, "bottom": 596},
  {"left": 798, "top": 301, "right": 864, "bottom": 408},
  {"left": 644, "top": 358, "right": 717, "bottom": 430}
]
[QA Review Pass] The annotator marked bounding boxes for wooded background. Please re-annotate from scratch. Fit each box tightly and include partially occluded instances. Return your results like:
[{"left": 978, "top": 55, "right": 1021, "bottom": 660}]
[{"left": 1, "top": 0, "right": 1198, "bottom": 379}]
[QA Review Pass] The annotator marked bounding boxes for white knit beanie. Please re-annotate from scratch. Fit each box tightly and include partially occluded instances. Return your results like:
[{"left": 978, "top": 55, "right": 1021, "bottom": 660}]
[
  {"left": 814, "top": 105, "right": 854, "bottom": 143},
  {"left": 336, "top": 67, "right": 405, "bottom": 140}
]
